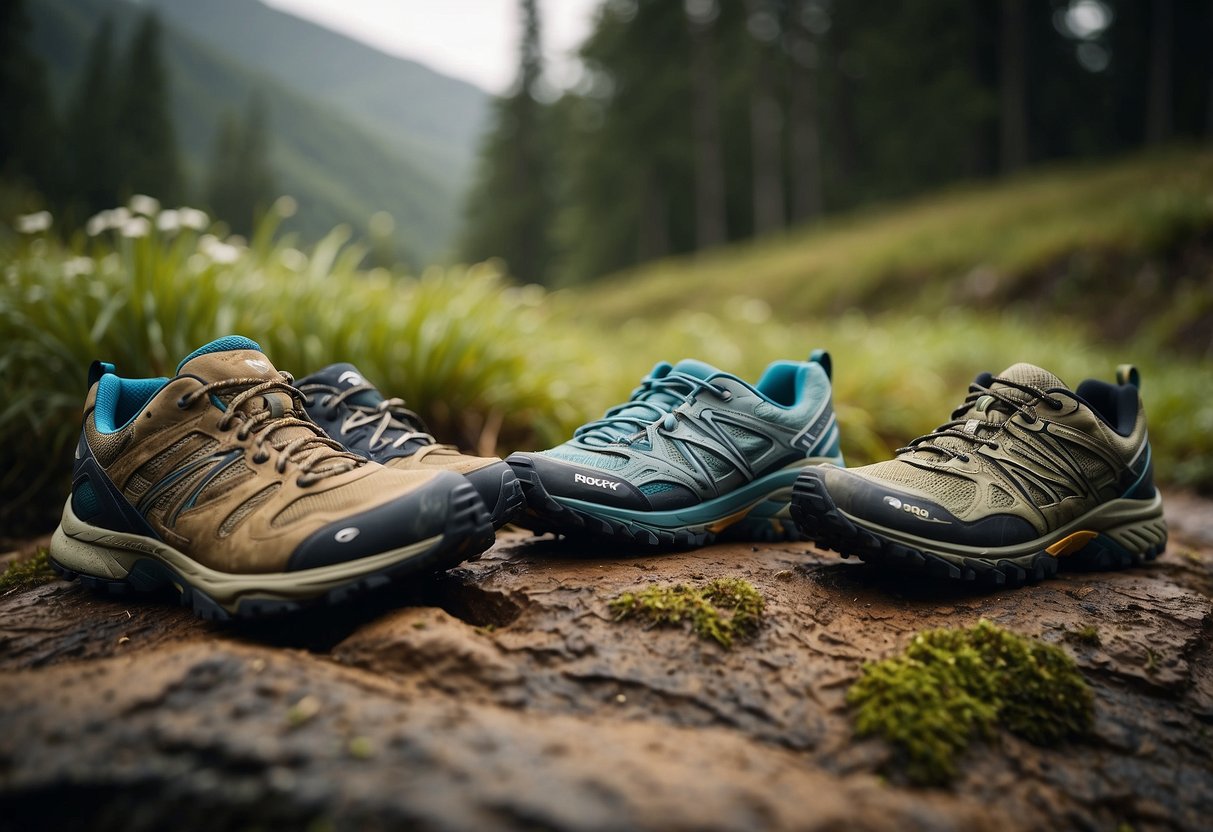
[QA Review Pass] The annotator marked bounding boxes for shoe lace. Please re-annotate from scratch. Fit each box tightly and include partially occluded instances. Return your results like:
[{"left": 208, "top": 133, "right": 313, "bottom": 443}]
[
  {"left": 300, "top": 383, "right": 445, "bottom": 453},
  {"left": 575, "top": 370, "right": 733, "bottom": 445},
  {"left": 179, "top": 375, "right": 363, "bottom": 486},
  {"left": 898, "top": 375, "right": 1064, "bottom": 462}
]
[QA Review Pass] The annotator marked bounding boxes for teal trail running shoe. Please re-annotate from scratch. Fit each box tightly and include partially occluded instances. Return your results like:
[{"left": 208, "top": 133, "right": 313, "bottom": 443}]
[{"left": 506, "top": 351, "right": 844, "bottom": 547}]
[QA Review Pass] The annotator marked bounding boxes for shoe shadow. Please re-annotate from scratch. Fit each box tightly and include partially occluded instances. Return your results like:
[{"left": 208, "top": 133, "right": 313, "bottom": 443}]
[
  {"left": 806, "top": 556, "right": 1051, "bottom": 602},
  {"left": 498, "top": 532, "right": 699, "bottom": 561}
]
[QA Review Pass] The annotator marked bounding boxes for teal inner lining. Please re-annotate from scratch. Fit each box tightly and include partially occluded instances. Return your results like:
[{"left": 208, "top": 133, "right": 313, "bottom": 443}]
[{"left": 94, "top": 374, "right": 168, "bottom": 433}]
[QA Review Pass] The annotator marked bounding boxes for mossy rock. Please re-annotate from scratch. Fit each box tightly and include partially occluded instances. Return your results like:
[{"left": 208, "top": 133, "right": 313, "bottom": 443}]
[
  {"left": 608, "top": 577, "right": 765, "bottom": 648},
  {"left": 0, "top": 549, "right": 56, "bottom": 592},
  {"left": 847, "top": 619, "right": 1093, "bottom": 786}
]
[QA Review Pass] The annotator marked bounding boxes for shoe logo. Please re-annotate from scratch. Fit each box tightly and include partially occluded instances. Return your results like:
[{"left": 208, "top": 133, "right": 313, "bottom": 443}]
[
  {"left": 334, "top": 527, "right": 360, "bottom": 543},
  {"left": 245, "top": 358, "right": 271, "bottom": 373},
  {"left": 338, "top": 371, "right": 365, "bottom": 387},
  {"left": 574, "top": 473, "right": 621, "bottom": 491},
  {"left": 882, "top": 495, "right": 947, "bottom": 522}
]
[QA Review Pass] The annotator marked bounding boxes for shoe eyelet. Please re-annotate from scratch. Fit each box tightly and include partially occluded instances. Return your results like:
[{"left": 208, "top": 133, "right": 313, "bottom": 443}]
[
  {"left": 252, "top": 452, "right": 269, "bottom": 464},
  {"left": 1048, "top": 397, "right": 1064, "bottom": 410},
  {"left": 177, "top": 396, "right": 190, "bottom": 409}
]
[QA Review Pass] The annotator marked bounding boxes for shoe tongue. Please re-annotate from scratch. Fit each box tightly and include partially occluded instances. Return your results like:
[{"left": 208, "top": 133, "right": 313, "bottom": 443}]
[
  {"left": 176, "top": 336, "right": 280, "bottom": 384},
  {"left": 298, "top": 363, "right": 384, "bottom": 408},
  {"left": 670, "top": 358, "right": 724, "bottom": 380},
  {"left": 582, "top": 359, "right": 723, "bottom": 445},
  {"left": 176, "top": 336, "right": 298, "bottom": 421},
  {"left": 910, "top": 363, "right": 1067, "bottom": 460},
  {"left": 990, "top": 362, "right": 1066, "bottom": 404}
]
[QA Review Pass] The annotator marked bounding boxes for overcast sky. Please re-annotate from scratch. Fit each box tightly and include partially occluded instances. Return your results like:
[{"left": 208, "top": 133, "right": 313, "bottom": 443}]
[{"left": 262, "top": 0, "right": 602, "bottom": 93}]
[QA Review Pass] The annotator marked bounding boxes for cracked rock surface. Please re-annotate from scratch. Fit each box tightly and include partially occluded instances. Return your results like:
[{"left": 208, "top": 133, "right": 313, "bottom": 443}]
[{"left": 1, "top": 492, "right": 1211, "bottom": 831}]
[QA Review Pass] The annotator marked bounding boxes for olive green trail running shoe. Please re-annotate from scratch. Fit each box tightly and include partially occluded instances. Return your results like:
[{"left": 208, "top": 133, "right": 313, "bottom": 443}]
[
  {"left": 49, "top": 336, "right": 493, "bottom": 620},
  {"left": 790, "top": 362, "right": 1167, "bottom": 586}
]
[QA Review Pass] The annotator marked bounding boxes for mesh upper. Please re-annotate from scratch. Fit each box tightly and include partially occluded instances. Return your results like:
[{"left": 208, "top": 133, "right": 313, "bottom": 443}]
[
  {"left": 219, "top": 484, "right": 280, "bottom": 538},
  {"left": 864, "top": 459, "right": 978, "bottom": 514},
  {"left": 272, "top": 478, "right": 397, "bottom": 527}
]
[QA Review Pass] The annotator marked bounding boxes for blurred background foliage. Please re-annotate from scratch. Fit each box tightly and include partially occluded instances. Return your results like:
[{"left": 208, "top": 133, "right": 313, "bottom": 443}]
[{"left": 2, "top": 0, "right": 1212, "bottom": 534}]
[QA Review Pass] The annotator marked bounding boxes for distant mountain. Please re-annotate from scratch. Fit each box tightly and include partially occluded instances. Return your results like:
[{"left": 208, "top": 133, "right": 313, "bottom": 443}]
[
  {"left": 144, "top": 0, "right": 488, "bottom": 183},
  {"left": 28, "top": 0, "right": 490, "bottom": 264}
]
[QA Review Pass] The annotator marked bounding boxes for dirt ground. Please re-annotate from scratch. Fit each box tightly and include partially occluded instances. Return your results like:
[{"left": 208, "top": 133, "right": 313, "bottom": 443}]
[{"left": 1, "top": 492, "right": 1210, "bottom": 831}]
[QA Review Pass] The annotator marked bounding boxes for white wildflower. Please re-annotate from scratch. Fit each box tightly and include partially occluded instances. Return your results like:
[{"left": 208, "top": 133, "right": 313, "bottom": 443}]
[
  {"left": 120, "top": 216, "right": 151, "bottom": 238},
  {"left": 178, "top": 207, "right": 209, "bottom": 231},
  {"left": 85, "top": 212, "right": 108, "bottom": 237},
  {"left": 63, "top": 257, "right": 95, "bottom": 278},
  {"left": 15, "top": 211, "right": 52, "bottom": 234},
  {"left": 279, "top": 248, "right": 308, "bottom": 272},
  {"left": 157, "top": 209, "right": 181, "bottom": 232},
  {"left": 273, "top": 195, "right": 297, "bottom": 218},
  {"left": 129, "top": 194, "right": 160, "bottom": 216},
  {"left": 199, "top": 234, "right": 241, "bottom": 265}
]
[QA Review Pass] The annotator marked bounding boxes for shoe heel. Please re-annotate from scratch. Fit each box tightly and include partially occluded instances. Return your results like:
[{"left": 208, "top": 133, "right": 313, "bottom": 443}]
[
  {"left": 1063, "top": 516, "right": 1169, "bottom": 571},
  {"left": 50, "top": 511, "right": 172, "bottom": 596}
]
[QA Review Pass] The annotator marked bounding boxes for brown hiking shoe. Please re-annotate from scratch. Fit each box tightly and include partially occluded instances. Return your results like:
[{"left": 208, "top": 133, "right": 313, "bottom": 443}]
[
  {"left": 295, "top": 363, "right": 523, "bottom": 528},
  {"left": 50, "top": 336, "right": 492, "bottom": 620}
]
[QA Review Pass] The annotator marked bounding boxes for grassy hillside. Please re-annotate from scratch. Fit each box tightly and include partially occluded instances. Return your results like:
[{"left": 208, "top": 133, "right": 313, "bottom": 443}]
[
  {"left": 582, "top": 148, "right": 1213, "bottom": 354},
  {"left": 28, "top": 0, "right": 476, "bottom": 263}
]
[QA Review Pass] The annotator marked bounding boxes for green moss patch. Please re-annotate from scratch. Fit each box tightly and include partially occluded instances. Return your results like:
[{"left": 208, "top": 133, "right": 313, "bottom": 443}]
[
  {"left": 847, "top": 619, "right": 1093, "bottom": 786},
  {"left": 608, "top": 577, "right": 765, "bottom": 648},
  {"left": 0, "top": 549, "right": 56, "bottom": 592}
]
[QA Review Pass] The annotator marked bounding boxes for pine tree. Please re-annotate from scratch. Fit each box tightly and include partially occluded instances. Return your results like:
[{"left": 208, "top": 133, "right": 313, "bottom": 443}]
[
  {"left": 66, "top": 17, "right": 122, "bottom": 218},
  {"left": 0, "top": 0, "right": 61, "bottom": 200},
  {"left": 206, "top": 94, "right": 276, "bottom": 236},
  {"left": 459, "top": 0, "right": 557, "bottom": 284},
  {"left": 117, "top": 13, "right": 183, "bottom": 204}
]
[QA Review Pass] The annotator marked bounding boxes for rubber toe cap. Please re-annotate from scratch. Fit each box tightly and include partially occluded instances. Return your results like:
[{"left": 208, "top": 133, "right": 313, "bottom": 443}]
[{"left": 287, "top": 471, "right": 467, "bottom": 571}]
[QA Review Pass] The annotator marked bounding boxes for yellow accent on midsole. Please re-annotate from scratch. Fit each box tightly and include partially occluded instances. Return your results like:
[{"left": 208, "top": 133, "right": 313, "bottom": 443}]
[
  {"left": 1046, "top": 530, "right": 1098, "bottom": 557},
  {"left": 706, "top": 508, "right": 751, "bottom": 534}
]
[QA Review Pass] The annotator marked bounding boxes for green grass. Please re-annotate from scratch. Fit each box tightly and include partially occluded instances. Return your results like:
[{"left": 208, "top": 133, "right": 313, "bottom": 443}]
[
  {"left": 847, "top": 620, "right": 1093, "bottom": 786},
  {"left": 609, "top": 578, "right": 766, "bottom": 648},
  {"left": 3, "top": 148, "right": 1212, "bottom": 533},
  {"left": 580, "top": 147, "right": 1213, "bottom": 331}
]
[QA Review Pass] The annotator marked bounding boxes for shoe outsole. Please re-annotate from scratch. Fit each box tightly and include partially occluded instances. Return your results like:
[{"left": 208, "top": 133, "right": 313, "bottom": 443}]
[
  {"left": 789, "top": 470, "right": 1166, "bottom": 588},
  {"left": 510, "top": 456, "right": 803, "bottom": 548},
  {"left": 50, "top": 483, "right": 493, "bottom": 621}
]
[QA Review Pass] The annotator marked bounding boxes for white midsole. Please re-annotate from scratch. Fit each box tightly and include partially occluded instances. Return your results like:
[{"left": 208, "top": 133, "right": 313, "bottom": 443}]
[{"left": 50, "top": 498, "right": 443, "bottom": 609}]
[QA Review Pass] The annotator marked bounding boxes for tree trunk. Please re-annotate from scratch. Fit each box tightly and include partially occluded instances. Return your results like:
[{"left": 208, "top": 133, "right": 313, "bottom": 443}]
[
  {"left": 636, "top": 166, "right": 669, "bottom": 262},
  {"left": 1146, "top": 0, "right": 1174, "bottom": 144},
  {"left": 745, "top": 0, "right": 785, "bottom": 235},
  {"left": 788, "top": 1, "right": 823, "bottom": 222},
  {"left": 999, "top": 0, "right": 1027, "bottom": 173},
  {"left": 687, "top": 10, "right": 728, "bottom": 250}
]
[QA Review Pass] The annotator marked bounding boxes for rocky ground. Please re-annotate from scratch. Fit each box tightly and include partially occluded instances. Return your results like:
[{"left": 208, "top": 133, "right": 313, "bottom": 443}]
[{"left": 1, "top": 493, "right": 1211, "bottom": 832}]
